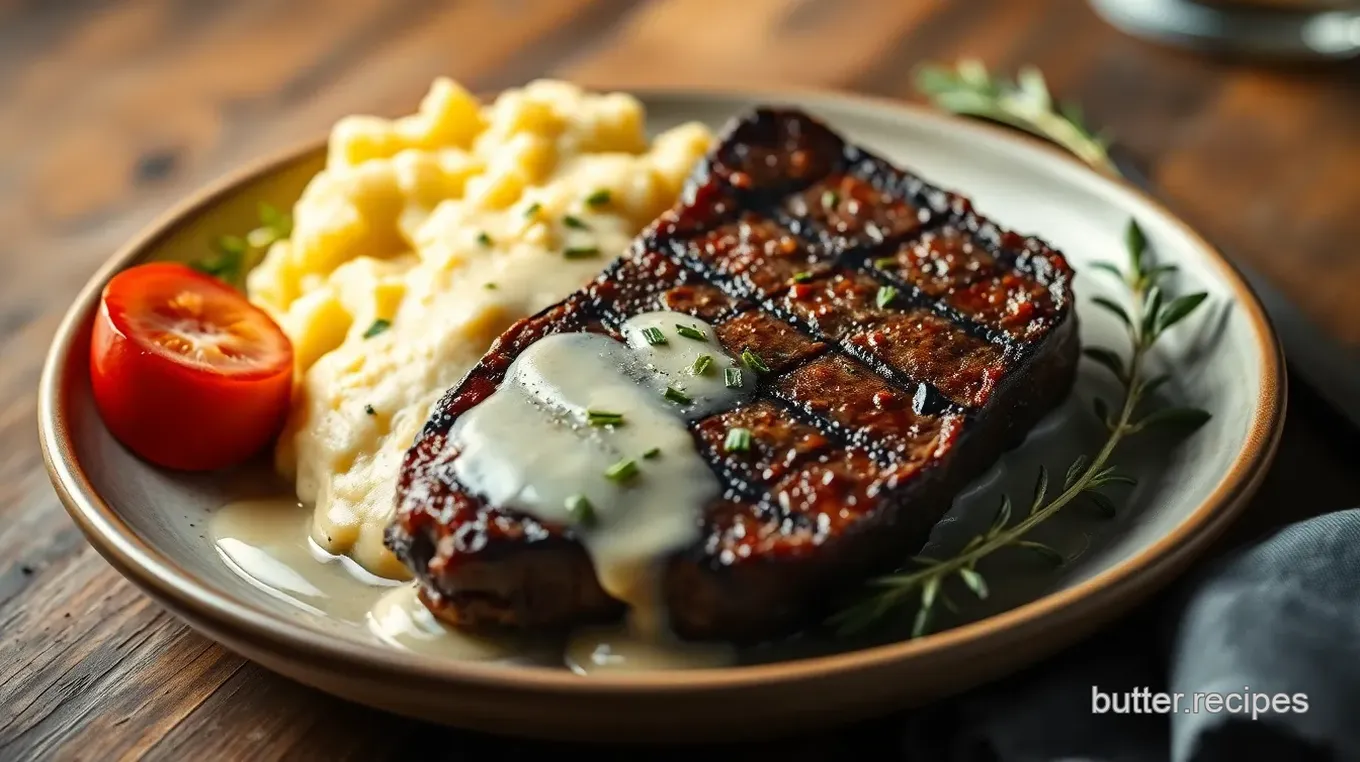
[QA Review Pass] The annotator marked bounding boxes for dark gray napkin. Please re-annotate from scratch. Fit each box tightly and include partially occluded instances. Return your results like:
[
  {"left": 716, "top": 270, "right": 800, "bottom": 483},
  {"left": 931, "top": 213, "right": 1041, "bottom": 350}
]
[{"left": 900, "top": 508, "right": 1360, "bottom": 762}]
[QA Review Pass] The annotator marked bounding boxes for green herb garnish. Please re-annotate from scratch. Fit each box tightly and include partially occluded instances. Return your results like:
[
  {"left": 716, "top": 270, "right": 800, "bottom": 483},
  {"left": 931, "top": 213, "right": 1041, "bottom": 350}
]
[
  {"left": 587, "top": 409, "right": 625, "bottom": 427},
  {"left": 563, "top": 215, "right": 589, "bottom": 230},
  {"left": 363, "top": 319, "right": 392, "bottom": 339},
  {"left": 192, "top": 203, "right": 293, "bottom": 289},
  {"left": 585, "top": 189, "right": 611, "bottom": 207},
  {"left": 604, "top": 459, "right": 639, "bottom": 483},
  {"left": 216, "top": 235, "right": 248, "bottom": 256},
  {"left": 191, "top": 240, "right": 245, "bottom": 282},
  {"left": 258, "top": 202, "right": 292, "bottom": 237},
  {"left": 641, "top": 326, "right": 667, "bottom": 345},
  {"left": 876, "top": 285, "right": 898, "bottom": 309},
  {"left": 724, "top": 427, "right": 753, "bottom": 453},
  {"left": 642, "top": 447, "right": 661, "bottom": 459},
  {"left": 564, "top": 246, "right": 599, "bottom": 259},
  {"left": 821, "top": 190, "right": 839, "bottom": 209},
  {"left": 364, "top": 404, "right": 376, "bottom": 416},
  {"left": 873, "top": 256, "right": 897, "bottom": 270},
  {"left": 565, "top": 494, "right": 597, "bottom": 526},
  {"left": 792, "top": 271, "right": 813, "bottom": 283},
  {"left": 663, "top": 385, "right": 692, "bottom": 405},
  {"left": 914, "top": 59, "right": 1119, "bottom": 177},
  {"left": 476, "top": 231, "right": 493, "bottom": 247},
  {"left": 675, "top": 323, "right": 707, "bottom": 342},
  {"left": 484, "top": 282, "right": 497, "bottom": 290},
  {"left": 690, "top": 354, "right": 714, "bottom": 376},
  {"left": 829, "top": 218, "right": 1212, "bottom": 638},
  {"left": 740, "top": 349, "right": 770, "bottom": 374},
  {"left": 523, "top": 202, "right": 541, "bottom": 218},
  {"left": 247, "top": 226, "right": 279, "bottom": 249},
  {"left": 724, "top": 367, "right": 743, "bottom": 388}
]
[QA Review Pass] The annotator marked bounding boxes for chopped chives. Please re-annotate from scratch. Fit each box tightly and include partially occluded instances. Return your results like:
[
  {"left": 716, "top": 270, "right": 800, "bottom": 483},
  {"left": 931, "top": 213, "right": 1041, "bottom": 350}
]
[
  {"left": 792, "top": 271, "right": 813, "bottom": 283},
  {"left": 642, "top": 447, "right": 661, "bottom": 459},
  {"left": 641, "top": 326, "right": 667, "bottom": 345},
  {"left": 740, "top": 348, "right": 770, "bottom": 374},
  {"left": 724, "top": 367, "right": 743, "bottom": 388},
  {"left": 363, "top": 319, "right": 392, "bottom": 339},
  {"left": 604, "top": 458, "right": 639, "bottom": 483},
  {"left": 690, "top": 353, "right": 714, "bottom": 376},
  {"left": 585, "top": 189, "right": 611, "bottom": 207},
  {"left": 675, "top": 323, "right": 707, "bottom": 342},
  {"left": 873, "top": 256, "right": 897, "bottom": 270},
  {"left": 876, "top": 285, "right": 898, "bottom": 309},
  {"left": 587, "top": 409, "right": 625, "bottom": 427},
  {"left": 821, "top": 190, "right": 839, "bottom": 209},
  {"left": 564, "top": 246, "right": 599, "bottom": 259},
  {"left": 364, "top": 404, "right": 376, "bottom": 416},
  {"left": 663, "top": 385, "right": 692, "bottom": 404},
  {"left": 483, "top": 282, "right": 497, "bottom": 290},
  {"left": 565, "top": 494, "right": 596, "bottom": 526},
  {"left": 476, "top": 231, "right": 493, "bottom": 247},
  {"left": 523, "top": 202, "right": 541, "bottom": 218},
  {"left": 563, "top": 215, "right": 589, "bottom": 230},
  {"left": 724, "top": 427, "right": 753, "bottom": 453}
]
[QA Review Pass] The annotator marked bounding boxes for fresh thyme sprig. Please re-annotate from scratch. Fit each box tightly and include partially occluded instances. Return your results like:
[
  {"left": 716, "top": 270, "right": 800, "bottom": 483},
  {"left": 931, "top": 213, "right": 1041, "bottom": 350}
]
[
  {"left": 915, "top": 59, "right": 1120, "bottom": 177},
  {"left": 191, "top": 202, "right": 292, "bottom": 289},
  {"left": 829, "top": 218, "right": 1212, "bottom": 638}
]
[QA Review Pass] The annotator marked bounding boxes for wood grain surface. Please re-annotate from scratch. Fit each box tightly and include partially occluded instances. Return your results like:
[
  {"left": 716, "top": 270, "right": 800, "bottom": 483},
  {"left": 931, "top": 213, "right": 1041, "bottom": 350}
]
[{"left": 4, "top": 1, "right": 1359, "bottom": 759}]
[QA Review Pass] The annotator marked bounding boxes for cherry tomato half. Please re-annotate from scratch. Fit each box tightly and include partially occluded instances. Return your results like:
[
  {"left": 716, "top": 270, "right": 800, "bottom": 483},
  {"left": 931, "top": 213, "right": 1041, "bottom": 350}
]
[{"left": 90, "top": 262, "right": 294, "bottom": 471}]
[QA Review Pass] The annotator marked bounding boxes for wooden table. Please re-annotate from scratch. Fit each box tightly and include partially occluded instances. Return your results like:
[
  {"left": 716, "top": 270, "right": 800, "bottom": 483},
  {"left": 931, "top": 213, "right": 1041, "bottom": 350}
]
[{"left": 4, "top": 1, "right": 1359, "bottom": 758}]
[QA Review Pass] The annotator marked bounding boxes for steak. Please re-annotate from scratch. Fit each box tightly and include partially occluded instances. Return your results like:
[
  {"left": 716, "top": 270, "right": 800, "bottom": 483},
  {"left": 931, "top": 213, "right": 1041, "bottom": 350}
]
[{"left": 384, "top": 107, "right": 1080, "bottom": 643}]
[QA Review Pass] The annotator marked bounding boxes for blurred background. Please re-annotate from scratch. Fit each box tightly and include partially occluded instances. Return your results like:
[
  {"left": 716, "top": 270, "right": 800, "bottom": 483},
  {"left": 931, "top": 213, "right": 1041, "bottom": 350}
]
[
  {"left": 4, "top": 0, "right": 1358, "bottom": 370},
  {"left": 3, "top": 1, "right": 1359, "bottom": 759}
]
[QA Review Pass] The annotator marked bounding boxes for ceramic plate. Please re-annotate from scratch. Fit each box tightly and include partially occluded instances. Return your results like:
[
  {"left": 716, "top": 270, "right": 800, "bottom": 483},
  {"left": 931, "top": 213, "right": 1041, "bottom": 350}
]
[{"left": 40, "top": 88, "right": 1284, "bottom": 742}]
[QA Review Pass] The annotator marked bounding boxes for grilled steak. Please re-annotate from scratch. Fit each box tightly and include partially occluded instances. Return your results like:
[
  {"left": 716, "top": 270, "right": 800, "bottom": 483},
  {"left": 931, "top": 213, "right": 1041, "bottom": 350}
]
[{"left": 384, "top": 107, "right": 1079, "bottom": 643}]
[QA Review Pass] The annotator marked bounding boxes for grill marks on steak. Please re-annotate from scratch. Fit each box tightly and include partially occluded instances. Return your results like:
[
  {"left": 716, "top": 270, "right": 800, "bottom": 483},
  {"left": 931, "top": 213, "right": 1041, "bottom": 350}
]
[{"left": 386, "top": 107, "right": 1079, "bottom": 642}]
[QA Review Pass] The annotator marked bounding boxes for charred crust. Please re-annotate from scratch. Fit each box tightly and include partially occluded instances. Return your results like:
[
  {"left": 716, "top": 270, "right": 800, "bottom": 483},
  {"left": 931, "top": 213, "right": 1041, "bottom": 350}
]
[{"left": 386, "top": 108, "right": 1080, "bottom": 643}]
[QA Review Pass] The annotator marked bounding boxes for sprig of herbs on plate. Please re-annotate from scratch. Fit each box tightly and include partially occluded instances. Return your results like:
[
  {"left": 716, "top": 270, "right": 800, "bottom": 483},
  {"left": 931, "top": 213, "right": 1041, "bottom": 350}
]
[
  {"left": 829, "top": 219, "right": 1212, "bottom": 638},
  {"left": 191, "top": 202, "right": 293, "bottom": 289},
  {"left": 914, "top": 59, "right": 1119, "bottom": 177}
]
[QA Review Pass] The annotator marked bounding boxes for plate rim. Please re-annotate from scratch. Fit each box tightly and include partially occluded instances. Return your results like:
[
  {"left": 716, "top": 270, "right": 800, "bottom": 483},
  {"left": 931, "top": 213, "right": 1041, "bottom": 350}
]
[{"left": 38, "top": 84, "right": 1286, "bottom": 696}]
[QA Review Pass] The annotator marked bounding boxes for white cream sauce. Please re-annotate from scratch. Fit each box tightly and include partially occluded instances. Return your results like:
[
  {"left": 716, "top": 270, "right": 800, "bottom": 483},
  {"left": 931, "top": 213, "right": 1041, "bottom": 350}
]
[
  {"left": 368, "top": 585, "right": 525, "bottom": 661},
  {"left": 213, "top": 497, "right": 402, "bottom": 621},
  {"left": 208, "top": 387, "right": 1102, "bottom": 673},
  {"left": 212, "top": 312, "right": 755, "bottom": 672},
  {"left": 565, "top": 624, "right": 736, "bottom": 675},
  {"left": 449, "top": 310, "right": 754, "bottom": 645},
  {"left": 211, "top": 496, "right": 737, "bottom": 671},
  {"left": 211, "top": 497, "right": 526, "bottom": 663}
]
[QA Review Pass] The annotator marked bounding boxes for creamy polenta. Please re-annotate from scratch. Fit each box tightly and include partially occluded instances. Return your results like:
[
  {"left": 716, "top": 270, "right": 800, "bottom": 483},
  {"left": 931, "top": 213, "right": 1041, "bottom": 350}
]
[{"left": 246, "top": 79, "right": 713, "bottom": 578}]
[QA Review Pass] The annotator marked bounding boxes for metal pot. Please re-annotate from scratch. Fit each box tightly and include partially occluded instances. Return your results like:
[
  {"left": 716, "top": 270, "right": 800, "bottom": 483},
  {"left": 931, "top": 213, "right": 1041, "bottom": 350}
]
[{"left": 1089, "top": 0, "right": 1360, "bottom": 59}]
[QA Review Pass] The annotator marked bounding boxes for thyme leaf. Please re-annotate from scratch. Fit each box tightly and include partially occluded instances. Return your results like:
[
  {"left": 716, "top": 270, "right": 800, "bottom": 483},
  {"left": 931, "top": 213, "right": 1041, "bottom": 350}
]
[
  {"left": 828, "top": 217, "right": 1212, "bottom": 638},
  {"left": 914, "top": 59, "right": 1119, "bottom": 177}
]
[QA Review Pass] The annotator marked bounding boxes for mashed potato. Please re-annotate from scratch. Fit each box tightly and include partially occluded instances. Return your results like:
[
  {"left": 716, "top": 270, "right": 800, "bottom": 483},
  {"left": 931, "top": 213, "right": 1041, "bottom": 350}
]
[{"left": 246, "top": 79, "right": 713, "bottom": 578}]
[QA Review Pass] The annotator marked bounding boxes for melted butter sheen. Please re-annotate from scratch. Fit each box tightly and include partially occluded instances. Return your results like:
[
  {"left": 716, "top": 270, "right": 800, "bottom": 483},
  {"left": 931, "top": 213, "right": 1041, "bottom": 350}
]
[
  {"left": 369, "top": 586, "right": 525, "bottom": 661},
  {"left": 210, "top": 465, "right": 741, "bottom": 671},
  {"left": 450, "top": 311, "right": 755, "bottom": 641},
  {"left": 211, "top": 311, "right": 757, "bottom": 672},
  {"left": 565, "top": 624, "right": 736, "bottom": 675},
  {"left": 213, "top": 497, "right": 402, "bottom": 622},
  {"left": 211, "top": 498, "right": 527, "bottom": 663}
]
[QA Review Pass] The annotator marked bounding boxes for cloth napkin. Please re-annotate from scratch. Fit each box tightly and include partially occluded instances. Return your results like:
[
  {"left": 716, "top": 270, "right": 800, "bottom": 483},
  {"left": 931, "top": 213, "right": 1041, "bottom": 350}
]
[{"left": 898, "top": 508, "right": 1360, "bottom": 762}]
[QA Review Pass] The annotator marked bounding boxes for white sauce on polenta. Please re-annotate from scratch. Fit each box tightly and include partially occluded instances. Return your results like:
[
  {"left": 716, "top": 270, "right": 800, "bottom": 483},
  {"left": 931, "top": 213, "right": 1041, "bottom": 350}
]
[{"left": 245, "top": 79, "right": 713, "bottom": 578}]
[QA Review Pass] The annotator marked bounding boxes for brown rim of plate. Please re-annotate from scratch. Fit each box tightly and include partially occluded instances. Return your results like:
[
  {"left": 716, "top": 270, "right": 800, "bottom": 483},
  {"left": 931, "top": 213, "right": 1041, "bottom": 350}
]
[{"left": 39, "top": 85, "right": 1286, "bottom": 695}]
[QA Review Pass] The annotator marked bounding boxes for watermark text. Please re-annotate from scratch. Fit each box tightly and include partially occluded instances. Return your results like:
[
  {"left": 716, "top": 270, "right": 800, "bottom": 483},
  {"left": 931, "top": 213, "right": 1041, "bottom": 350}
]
[{"left": 1092, "top": 686, "right": 1308, "bottom": 720}]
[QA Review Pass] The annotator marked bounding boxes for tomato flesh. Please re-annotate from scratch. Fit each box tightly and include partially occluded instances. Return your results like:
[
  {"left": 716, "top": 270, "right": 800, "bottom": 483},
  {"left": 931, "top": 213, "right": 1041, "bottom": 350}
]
[{"left": 90, "top": 262, "right": 294, "bottom": 471}]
